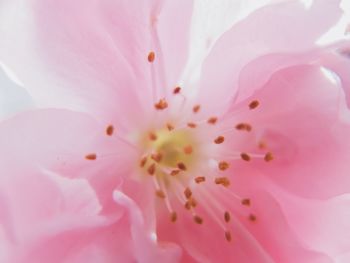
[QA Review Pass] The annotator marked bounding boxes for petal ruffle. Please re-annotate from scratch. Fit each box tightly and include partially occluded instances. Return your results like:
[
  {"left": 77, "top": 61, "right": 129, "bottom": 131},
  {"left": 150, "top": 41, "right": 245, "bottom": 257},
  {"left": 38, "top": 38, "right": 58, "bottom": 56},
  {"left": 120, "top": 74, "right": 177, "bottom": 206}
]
[
  {"left": 237, "top": 65, "right": 350, "bottom": 198},
  {"left": 193, "top": 0, "right": 342, "bottom": 115}
]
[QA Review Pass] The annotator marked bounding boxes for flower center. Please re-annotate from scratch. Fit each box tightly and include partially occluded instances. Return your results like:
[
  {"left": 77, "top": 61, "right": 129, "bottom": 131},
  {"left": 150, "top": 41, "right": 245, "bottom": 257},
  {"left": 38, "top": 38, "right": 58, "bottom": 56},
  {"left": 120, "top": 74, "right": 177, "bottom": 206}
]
[{"left": 140, "top": 128, "right": 199, "bottom": 179}]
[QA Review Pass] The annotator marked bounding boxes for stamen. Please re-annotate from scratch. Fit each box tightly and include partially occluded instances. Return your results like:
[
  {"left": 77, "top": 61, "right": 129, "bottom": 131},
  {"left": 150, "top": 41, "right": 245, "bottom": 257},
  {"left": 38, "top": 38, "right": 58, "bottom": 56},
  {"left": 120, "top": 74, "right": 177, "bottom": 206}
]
[
  {"left": 154, "top": 99, "right": 168, "bottom": 110},
  {"left": 241, "top": 198, "right": 251, "bottom": 206},
  {"left": 85, "top": 153, "right": 97, "bottom": 160},
  {"left": 151, "top": 153, "right": 162, "bottom": 163},
  {"left": 183, "top": 145, "right": 193, "bottom": 155},
  {"left": 166, "top": 123, "right": 174, "bottom": 131},
  {"left": 148, "top": 51, "right": 155, "bottom": 62},
  {"left": 173, "top": 86, "right": 181, "bottom": 94},
  {"left": 249, "top": 214, "right": 257, "bottom": 222},
  {"left": 147, "top": 163, "right": 156, "bottom": 175},
  {"left": 258, "top": 141, "right": 267, "bottom": 150},
  {"left": 170, "top": 211, "right": 177, "bottom": 222},
  {"left": 195, "top": 176, "right": 206, "bottom": 183},
  {"left": 149, "top": 132, "right": 158, "bottom": 141},
  {"left": 187, "top": 122, "right": 197, "bottom": 128},
  {"left": 218, "top": 161, "right": 229, "bottom": 171},
  {"left": 225, "top": 231, "right": 232, "bottom": 242},
  {"left": 240, "top": 153, "right": 251, "bottom": 161},
  {"left": 156, "top": 190, "right": 166, "bottom": 199},
  {"left": 207, "top": 117, "right": 218, "bottom": 125},
  {"left": 170, "top": 169, "right": 180, "bottom": 176},
  {"left": 193, "top": 215, "right": 204, "bottom": 224},
  {"left": 184, "top": 187, "right": 192, "bottom": 199},
  {"left": 249, "top": 100, "right": 260, "bottom": 110},
  {"left": 192, "top": 104, "right": 201, "bottom": 113},
  {"left": 140, "top": 156, "right": 148, "bottom": 167},
  {"left": 224, "top": 211, "right": 231, "bottom": 223},
  {"left": 214, "top": 136, "right": 225, "bottom": 144},
  {"left": 235, "top": 123, "right": 252, "bottom": 132},
  {"left": 177, "top": 162, "right": 187, "bottom": 171},
  {"left": 215, "top": 177, "right": 230, "bottom": 187},
  {"left": 106, "top": 125, "right": 114, "bottom": 136},
  {"left": 264, "top": 152, "right": 274, "bottom": 162},
  {"left": 188, "top": 197, "right": 197, "bottom": 207}
]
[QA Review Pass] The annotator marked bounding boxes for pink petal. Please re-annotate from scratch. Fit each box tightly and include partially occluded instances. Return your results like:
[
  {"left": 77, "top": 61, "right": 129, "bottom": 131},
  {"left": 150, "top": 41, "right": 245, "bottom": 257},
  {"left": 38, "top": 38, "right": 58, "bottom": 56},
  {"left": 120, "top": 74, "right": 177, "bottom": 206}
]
[
  {"left": 0, "top": 0, "right": 193, "bottom": 129},
  {"left": 194, "top": 0, "right": 342, "bottom": 115},
  {"left": 0, "top": 109, "right": 138, "bottom": 214},
  {"left": 239, "top": 65, "right": 350, "bottom": 198},
  {"left": 155, "top": 196, "right": 274, "bottom": 263},
  {"left": 239, "top": 188, "right": 333, "bottom": 263},
  {"left": 269, "top": 187, "right": 350, "bottom": 260},
  {"left": 113, "top": 190, "right": 182, "bottom": 263}
]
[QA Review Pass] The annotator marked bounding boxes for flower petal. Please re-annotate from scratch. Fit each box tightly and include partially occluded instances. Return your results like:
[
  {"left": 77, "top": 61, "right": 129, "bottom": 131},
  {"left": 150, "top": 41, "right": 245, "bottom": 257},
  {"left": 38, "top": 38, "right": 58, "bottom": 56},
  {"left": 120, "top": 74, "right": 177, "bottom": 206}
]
[
  {"left": 271, "top": 188, "right": 350, "bottom": 261},
  {"left": 193, "top": 0, "right": 342, "bottom": 115},
  {"left": 0, "top": 108, "right": 138, "bottom": 213},
  {"left": 0, "top": 0, "right": 193, "bottom": 129},
  {"left": 113, "top": 190, "right": 182, "bottom": 263},
  {"left": 241, "top": 65, "right": 350, "bottom": 198}
]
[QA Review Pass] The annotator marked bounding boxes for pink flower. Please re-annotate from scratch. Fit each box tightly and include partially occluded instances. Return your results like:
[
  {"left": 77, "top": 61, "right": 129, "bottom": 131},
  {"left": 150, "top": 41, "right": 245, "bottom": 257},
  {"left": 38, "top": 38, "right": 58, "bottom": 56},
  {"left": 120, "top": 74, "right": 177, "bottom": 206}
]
[{"left": 1, "top": 0, "right": 350, "bottom": 262}]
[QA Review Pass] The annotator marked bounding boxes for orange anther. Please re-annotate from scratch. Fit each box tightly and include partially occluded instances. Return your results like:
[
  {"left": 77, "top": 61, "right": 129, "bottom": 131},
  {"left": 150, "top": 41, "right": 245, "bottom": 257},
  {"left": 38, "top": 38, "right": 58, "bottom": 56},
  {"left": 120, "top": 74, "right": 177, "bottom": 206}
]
[
  {"left": 85, "top": 153, "right": 97, "bottom": 160},
  {"left": 249, "top": 100, "right": 260, "bottom": 109},
  {"left": 173, "top": 87, "right": 181, "bottom": 94},
  {"left": 218, "top": 161, "right": 229, "bottom": 171},
  {"left": 148, "top": 51, "right": 155, "bottom": 62},
  {"left": 106, "top": 125, "right": 114, "bottom": 136},
  {"left": 240, "top": 153, "right": 251, "bottom": 161},
  {"left": 154, "top": 99, "right": 168, "bottom": 110},
  {"left": 214, "top": 136, "right": 225, "bottom": 144}
]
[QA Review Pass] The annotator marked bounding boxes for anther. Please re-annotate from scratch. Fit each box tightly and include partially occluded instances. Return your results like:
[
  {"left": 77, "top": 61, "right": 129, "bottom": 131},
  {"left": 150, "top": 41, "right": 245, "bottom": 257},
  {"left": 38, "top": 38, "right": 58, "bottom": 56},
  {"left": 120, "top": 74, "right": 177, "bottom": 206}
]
[
  {"left": 170, "top": 212, "right": 177, "bottom": 222},
  {"left": 185, "top": 202, "right": 191, "bottom": 210},
  {"left": 249, "top": 100, "right": 260, "bottom": 110},
  {"left": 184, "top": 187, "right": 192, "bottom": 199},
  {"left": 149, "top": 132, "right": 157, "bottom": 141},
  {"left": 192, "top": 105, "right": 201, "bottom": 113},
  {"left": 240, "top": 153, "right": 251, "bottom": 161},
  {"left": 177, "top": 162, "right": 187, "bottom": 171},
  {"left": 173, "top": 86, "right": 181, "bottom": 94},
  {"left": 85, "top": 153, "right": 97, "bottom": 160},
  {"left": 140, "top": 156, "right": 148, "bottom": 167},
  {"left": 214, "top": 136, "right": 225, "bottom": 144},
  {"left": 241, "top": 198, "right": 251, "bottom": 206},
  {"left": 235, "top": 123, "right": 252, "bottom": 132},
  {"left": 148, "top": 51, "right": 155, "bottom": 62},
  {"left": 207, "top": 117, "right": 218, "bottom": 125},
  {"left": 154, "top": 99, "right": 168, "bottom": 110},
  {"left": 195, "top": 176, "right": 206, "bottom": 183},
  {"left": 215, "top": 177, "right": 230, "bottom": 187},
  {"left": 225, "top": 231, "right": 232, "bottom": 242},
  {"left": 170, "top": 169, "right": 180, "bottom": 176},
  {"left": 187, "top": 122, "right": 197, "bottom": 128},
  {"left": 218, "top": 161, "right": 229, "bottom": 171},
  {"left": 151, "top": 153, "right": 162, "bottom": 163},
  {"left": 264, "top": 152, "right": 274, "bottom": 162},
  {"left": 188, "top": 197, "right": 197, "bottom": 207},
  {"left": 156, "top": 190, "right": 166, "bottom": 199},
  {"left": 224, "top": 211, "right": 231, "bottom": 223},
  {"left": 249, "top": 214, "right": 257, "bottom": 222},
  {"left": 193, "top": 215, "right": 203, "bottom": 225},
  {"left": 258, "top": 141, "right": 267, "bottom": 150},
  {"left": 166, "top": 123, "right": 174, "bottom": 131},
  {"left": 106, "top": 125, "right": 114, "bottom": 136},
  {"left": 183, "top": 145, "right": 193, "bottom": 155},
  {"left": 147, "top": 163, "right": 156, "bottom": 175}
]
